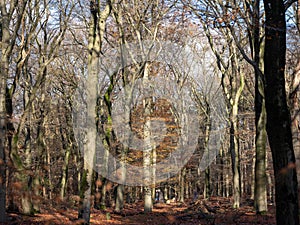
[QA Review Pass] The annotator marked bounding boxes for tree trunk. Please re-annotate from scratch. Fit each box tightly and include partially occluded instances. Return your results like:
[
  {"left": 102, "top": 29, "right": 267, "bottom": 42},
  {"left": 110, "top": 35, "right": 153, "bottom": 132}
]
[
  {"left": 60, "top": 141, "right": 71, "bottom": 200},
  {"left": 229, "top": 63, "right": 244, "bottom": 209},
  {"left": 251, "top": 0, "right": 268, "bottom": 214},
  {"left": 230, "top": 120, "right": 241, "bottom": 208},
  {"left": 0, "top": 30, "right": 7, "bottom": 225},
  {"left": 203, "top": 119, "right": 211, "bottom": 199},
  {"left": 290, "top": 2, "right": 300, "bottom": 210},
  {"left": 0, "top": 113, "right": 6, "bottom": 223},
  {"left": 59, "top": 102, "right": 74, "bottom": 200},
  {"left": 100, "top": 179, "right": 107, "bottom": 209},
  {"left": 254, "top": 100, "right": 267, "bottom": 213},
  {"left": 143, "top": 62, "right": 153, "bottom": 212},
  {"left": 115, "top": 184, "right": 124, "bottom": 212},
  {"left": 78, "top": 1, "right": 111, "bottom": 223},
  {"left": 179, "top": 168, "right": 186, "bottom": 203},
  {"left": 164, "top": 185, "right": 168, "bottom": 201},
  {"left": 0, "top": 1, "right": 11, "bottom": 220},
  {"left": 263, "top": 0, "right": 299, "bottom": 224},
  {"left": 0, "top": 48, "right": 7, "bottom": 223}
]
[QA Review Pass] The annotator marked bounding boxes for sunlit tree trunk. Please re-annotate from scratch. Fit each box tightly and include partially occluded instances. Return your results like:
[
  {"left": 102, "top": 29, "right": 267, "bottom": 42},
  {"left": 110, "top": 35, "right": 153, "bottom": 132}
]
[
  {"left": 78, "top": 1, "right": 111, "bottom": 224},
  {"left": 143, "top": 62, "right": 153, "bottom": 212},
  {"left": 228, "top": 48, "right": 244, "bottom": 209},
  {"left": 230, "top": 80, "right": 244, "bottom": 209},
  {"left": 179, "top": 168, "right": 186, "bottom": 203},
  {"left": 203, "top": 116, "right": 211, "bottom": 199}
]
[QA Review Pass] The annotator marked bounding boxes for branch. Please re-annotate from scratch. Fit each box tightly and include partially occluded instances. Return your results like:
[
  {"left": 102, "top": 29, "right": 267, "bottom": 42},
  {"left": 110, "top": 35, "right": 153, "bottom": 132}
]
[{"left": 285, "top": 0, "right": 297, "bottom": 11}]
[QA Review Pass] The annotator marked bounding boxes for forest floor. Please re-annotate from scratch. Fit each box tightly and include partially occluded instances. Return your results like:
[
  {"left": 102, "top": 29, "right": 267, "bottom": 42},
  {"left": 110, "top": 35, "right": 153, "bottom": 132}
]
[{"left": 3, "top": 197, "right": 276, "bottom": 225}]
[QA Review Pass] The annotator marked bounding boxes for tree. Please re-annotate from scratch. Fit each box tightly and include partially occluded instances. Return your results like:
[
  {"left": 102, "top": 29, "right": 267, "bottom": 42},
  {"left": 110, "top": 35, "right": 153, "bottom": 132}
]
[
  {"left": 263, "top": 0, "right": 299, "bottom": 224},
  {"left": 191, "top": 8, "right": 245, "bottom": 207},
  {"left": 0, "top": 6, "right": 7, "bottom": 219},
  {"left": 142, "top": 62, "right": 153, "bottom": 212},
  {"left": 286, "top": 0, "right": 300, "bottom": 210},
  {"left": 187, "top": 0, "right": 269, "bottom": 212},
  {"left": 0, "top": 0, "right": 29, "bottom": 219},
  {"left": 78, "top": 0, "right": 111, "bottom": 224},
  {"left": 107, "top": 0, "right": 175, "bottom": 212}
]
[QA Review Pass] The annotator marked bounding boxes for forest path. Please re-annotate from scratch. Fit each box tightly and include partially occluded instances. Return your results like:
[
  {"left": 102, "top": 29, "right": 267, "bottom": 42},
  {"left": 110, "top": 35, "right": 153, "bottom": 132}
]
[{"left": 4, "top": 197, "right": 276, "bottom": 224}]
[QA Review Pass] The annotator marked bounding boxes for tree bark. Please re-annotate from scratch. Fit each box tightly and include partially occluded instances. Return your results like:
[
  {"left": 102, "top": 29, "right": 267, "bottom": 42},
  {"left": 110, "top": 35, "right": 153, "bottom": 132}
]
[
  {"left": 263, "top": 0, "right": 299, "bottom": 224},
  {"left": 253, "top": 0, "right": 268, "bottom": 213},
  {"left": 229, "top": 51, "right": 244, "bottom": 209},
  {"left": 143, "top": 62, "right": 153, "bottom": 212},
  {"left": 179, "top": 168, "right": 186, "bottom": 203},
  {"left": 290, "top": 0, "right": 300, "bottom": 211},
  {"left": 0, "top": 34, "right": 7, "bottom": 224},
  {"left": 203, "top": 117, "right": 211, "bottom": 199},
  {"left": 78, "top": 1, "right": 111, "bottom": 223},
  {"left": 0, "top": 4, "right": 8, "bottom": 221}
]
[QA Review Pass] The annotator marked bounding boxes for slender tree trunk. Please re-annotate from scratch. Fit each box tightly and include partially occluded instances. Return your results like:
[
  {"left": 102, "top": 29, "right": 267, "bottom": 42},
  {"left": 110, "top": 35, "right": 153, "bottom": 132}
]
[
  {"left": 229, "top": 67, "right": 244, "bottom": 209},
  {"left": 230, "top": 119, "right": 241, "bottom": 208},
  {"left": 179, "top": 168, "right": 186, "bottom": 203},
  {"left": 100, "top": 179, "right": 108, "bottom": 208},
  {"left": 151, "top": 148, "right": 157, "bottom": 202},
  {"left": 254, "top": 96, "right": 268, "bottom": 213},
  {"left": 164, "top": 185, "right": 168, "bottom": 201},
  {"left": 0, "top": 45, "right": 7, "bottom": 223},
  {"left": 254, "top": 70, "right": 268, "bottom": 213},
  {"left": 251, "top": 156, "right": 255, "bottom": 200},
  {"left": 114, "top": 98, "right": 128, "bottom": 212},
  {"left": 290, "top": 59, "right": 300, "bottom": 212},
  {"left": 230, "top": 70, "right": 244, "bottom": 208},
  {"left": 115, "top": 184, "right": 125, "bottom": 212},
  {"left": 60, "top": 133, "right": 71, "bottom": 200},
  {"left": 21, "top": 141, "right": 33, "bottom": 215},
  {"left": 114, "top": 85, "right": 130, "bottom": 212},
  {"left": 203, "top": 118, "right": 211, "bottom": 199},
  {"left": 143, "top": 62, "right": 153, "bottom": 212},
  {"left": 59, "top": 101, "right": 75, "bottom": 200},
  {"left": 204, "top": 168, "right": 210, "bottom": 199},
  {"left": 263, "top": 1, "right": 299, "bottom": 224},
  {"left": 251, "top": 0, "right": 268, "bottom": 213},
  {"left": 0, "top": 23, "right": 7, "bottom": 225},
  {"left": 45, "top": 136, "right": 53, "bottom": 201},
  {"left": 0, "top": 111, "right": 6, "bottom": 223}
]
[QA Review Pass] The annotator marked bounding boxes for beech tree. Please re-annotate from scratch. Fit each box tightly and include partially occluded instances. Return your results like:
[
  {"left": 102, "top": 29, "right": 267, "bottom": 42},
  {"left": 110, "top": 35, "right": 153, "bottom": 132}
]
[
  {"left": 286, "top": 0, "right": 300, "bottom": 209},
  {"left": 77, "top": 0, "right": 111, "bottom": 224},
  {"left": 1, "top": 0, "right": 299, "bottom": 224},
  {"left": 263, "top": 0, "right": 299, "bottom": 224},
  {"left": 190, "top": 8, "right": 245, "bottom": 208},
  {"left": 0, "top": 0, "right": 28, "bottom": 219}
]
